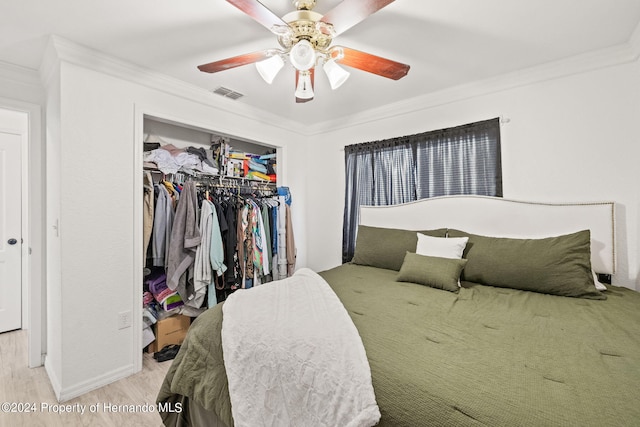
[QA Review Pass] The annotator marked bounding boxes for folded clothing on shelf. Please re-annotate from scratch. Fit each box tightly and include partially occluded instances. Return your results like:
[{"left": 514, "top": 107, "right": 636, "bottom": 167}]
[
  {"left": 246, "top": 171, "right": 271, "bottom": 181},
  {"left": 248, "top": 159, "right": 267, "bottom": 174},
  {"left": 145, "top": 270, "right": 184, "bottom": 311}
]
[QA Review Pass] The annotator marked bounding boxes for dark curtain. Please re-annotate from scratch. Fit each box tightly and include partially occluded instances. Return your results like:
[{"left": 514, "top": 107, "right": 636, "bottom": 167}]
[
  {"left": 342, "top": 118, "right": 502, "bottom": 263},
  {"left": 415, "top": 119, "right": 502, "bottom": 198},
  {"left": 342, "top": 140, "right": 416, "bottom": 263}
]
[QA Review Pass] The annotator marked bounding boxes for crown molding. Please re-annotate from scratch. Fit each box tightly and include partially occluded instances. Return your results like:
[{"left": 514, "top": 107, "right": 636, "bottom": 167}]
[
  {"left": 36, "top": 32, "right": 640, "bottom": 138},
  {"left": 306, "top": 38, "right": 640, "bottom": 136},
  {"left": 43, "top": 35, "right": 310, "bottom": 136},
  {"left": 0, "top": 60, "right": 42, "bottom": 89},
  {"left": 39, "top": 37, "right": 61, "bottom": 89}
]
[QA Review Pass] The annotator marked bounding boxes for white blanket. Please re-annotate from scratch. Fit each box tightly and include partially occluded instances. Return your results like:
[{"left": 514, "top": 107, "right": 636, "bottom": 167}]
[{"left": 221, "top": 268, "right": 381, "bottom": 427}]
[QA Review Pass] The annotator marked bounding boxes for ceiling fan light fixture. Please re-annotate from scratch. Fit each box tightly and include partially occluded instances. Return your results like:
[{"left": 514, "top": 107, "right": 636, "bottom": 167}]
[
  {"left": 289, "top": 39, "right": 316, "bottom": 71},
  {"left": 256, "top": 54, "right": 284, "bottom": 84},
  {"left": 323, "top": 59, "right": 350, "bottom": 90},
  {"left": 295, "top": 71, "right": 314, "bottom": 99}
]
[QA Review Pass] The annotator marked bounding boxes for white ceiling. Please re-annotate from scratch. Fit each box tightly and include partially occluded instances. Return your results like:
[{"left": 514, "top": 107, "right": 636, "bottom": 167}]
[{"left": 2, "top": 0, "right": 640, "bottom": 125}]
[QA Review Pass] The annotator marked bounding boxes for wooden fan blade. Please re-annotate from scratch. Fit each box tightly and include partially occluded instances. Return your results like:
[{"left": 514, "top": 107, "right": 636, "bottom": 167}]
[
  {"left": 198, "top": 51, "right": 270, "bottom": 73},
  {"left": 321, "top": 0, "right": 396, "bottom": 35},
  {"left": 333, "top": 46, "right": 410, "bottom": 80},
  {"left": 226, "top": 0, "right": 288, "bottom": 32},
  {"left": 295, "top": 69, "right": 315, "bottom": 103}
]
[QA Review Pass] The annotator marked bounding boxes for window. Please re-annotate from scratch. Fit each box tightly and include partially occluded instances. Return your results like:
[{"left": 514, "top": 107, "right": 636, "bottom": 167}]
[{"left": 342, "top": 118, "right": 502, "bottom": 263}]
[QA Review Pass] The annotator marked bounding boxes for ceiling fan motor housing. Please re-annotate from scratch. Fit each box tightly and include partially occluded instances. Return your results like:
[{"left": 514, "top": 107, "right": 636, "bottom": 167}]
[{"left": 278, "top": 10, "right": 334, "bottom": 51}]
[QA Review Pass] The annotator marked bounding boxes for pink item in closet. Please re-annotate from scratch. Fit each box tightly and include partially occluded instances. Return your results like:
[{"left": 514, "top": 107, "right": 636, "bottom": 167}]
[{"left": 143, "top": 291, "right": 154, "bottom": 305}]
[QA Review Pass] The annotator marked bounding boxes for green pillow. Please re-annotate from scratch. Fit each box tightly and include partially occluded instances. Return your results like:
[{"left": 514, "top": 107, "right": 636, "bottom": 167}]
[
  {"left": 352, "top": 226, "right": 447, "bottom": 271},
  {"left": 396, "top": 252, "right": 467, "bottom": 292},
  {"left": 447, "top": 229, "right": 605, "bottom": 299}
]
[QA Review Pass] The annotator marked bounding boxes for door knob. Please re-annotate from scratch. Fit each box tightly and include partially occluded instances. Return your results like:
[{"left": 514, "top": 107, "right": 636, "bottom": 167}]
[{"left": 7, "top": 238, "right": 17, "bottom": 245}]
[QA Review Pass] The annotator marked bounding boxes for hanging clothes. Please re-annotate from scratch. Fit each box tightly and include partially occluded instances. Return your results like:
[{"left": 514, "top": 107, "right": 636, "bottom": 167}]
[
  {"left": 261, "top": 204, "right": 272, "bottom": 279},
  {"left": 143, "top": 172, "right": 154, "bottom": 258},
  {"left": 250, "top": 199, "right": 269, "bottom": 279},
  {"left": 193, "top": 199, "right": 214, "bottom": 309},
  {"left": 152, "top": 184, "right": 172, "bottom": 267},
  {"left": 166, "top": 181, "right": 201, "bottom": 305},
  {"left": 277, "top": 195, "right": 288, "bottom": 278},
  {"left": 270, "top": 202, "right": 279, "bottom": 281},
  {"left": 241, "top": 203, "right": 255, "bottom": 289},
  {"left": 223, "top": 201, "right": 240, "bottom": 290},
  {"left": 236, "top": 203, "right": 246, "bottom": 288},
  {"left": 145, "top": 171, "right": 293, "bottom": 309},
  {"left": 210, "top": 201, "right": 227, "bottom": 277},
  {"left": 286, "top": 203, "right": 296, "bottom": 276},
  {"left": 208, "top": 201, "right": 227, "bottom": 307}
]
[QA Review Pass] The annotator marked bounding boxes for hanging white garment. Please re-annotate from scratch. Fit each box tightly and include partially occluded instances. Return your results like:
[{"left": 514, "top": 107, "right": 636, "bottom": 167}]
[{"left": 193, "top": 199, "right": 214, "bottom": 308}]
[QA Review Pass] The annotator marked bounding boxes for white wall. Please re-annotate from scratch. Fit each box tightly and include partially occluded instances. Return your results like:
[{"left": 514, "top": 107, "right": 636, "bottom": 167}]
[
  {"left": 306, "top": 57, "right": 640, "bottom": 291},
  {"left": 43, "top": 56, "right": 307, "bottom": 399}
]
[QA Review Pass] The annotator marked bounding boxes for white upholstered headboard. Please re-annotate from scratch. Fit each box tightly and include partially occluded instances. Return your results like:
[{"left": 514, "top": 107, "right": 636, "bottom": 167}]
[{"left": 359, "top": 196, "right": 616, "bottom": 275}]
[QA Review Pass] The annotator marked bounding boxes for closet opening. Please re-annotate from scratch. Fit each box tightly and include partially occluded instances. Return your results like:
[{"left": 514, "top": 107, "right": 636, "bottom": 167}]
[{"left": 135, "top": 114, "right": 293, "bottom": 372}]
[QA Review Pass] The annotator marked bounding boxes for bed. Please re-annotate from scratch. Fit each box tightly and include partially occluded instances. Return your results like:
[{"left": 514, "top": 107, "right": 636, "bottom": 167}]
[{"left": 158, "top": 196, "right": 640, "bottom": 426}]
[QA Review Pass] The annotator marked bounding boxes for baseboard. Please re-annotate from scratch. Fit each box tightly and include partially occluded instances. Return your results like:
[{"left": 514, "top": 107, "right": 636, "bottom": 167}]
[
  {"left": 57, "top": 364, "right": 136, "bottom": 403},
  {"left": 44, "top": 356, "right": 62, "bottom": 401}
]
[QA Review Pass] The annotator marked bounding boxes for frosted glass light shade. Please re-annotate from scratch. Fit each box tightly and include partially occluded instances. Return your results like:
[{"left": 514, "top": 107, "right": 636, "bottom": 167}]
[
  {"left": 289, "top": 40, "right": 316, "bottom": 71},
  {"left": 323, "top": 59, "right": 350, "bottom": 90},
  {"left": 295, "top": 71, "right": 314, "bottom": 99},
  {"left": 256, "top": 55, "right": 284, "bottom": 84}
]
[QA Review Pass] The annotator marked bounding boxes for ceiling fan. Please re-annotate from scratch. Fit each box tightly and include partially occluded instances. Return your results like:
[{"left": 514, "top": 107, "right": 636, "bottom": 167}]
[{"left": 198, "top": 0, "right": 410, "bottom": 103}]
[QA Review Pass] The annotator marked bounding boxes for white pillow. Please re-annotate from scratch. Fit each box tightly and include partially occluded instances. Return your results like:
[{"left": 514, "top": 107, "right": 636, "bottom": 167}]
[
  {"left": 592, "top": 270, "right": 607, "bottom": 291},
  {"left": 416, "top": 233, "right": 468, "bottom": 259}
]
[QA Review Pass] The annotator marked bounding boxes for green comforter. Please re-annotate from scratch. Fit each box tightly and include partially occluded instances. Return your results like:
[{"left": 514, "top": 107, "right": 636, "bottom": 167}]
[{"left": 158, "top": 264, "right": 640, "bottom": 426}]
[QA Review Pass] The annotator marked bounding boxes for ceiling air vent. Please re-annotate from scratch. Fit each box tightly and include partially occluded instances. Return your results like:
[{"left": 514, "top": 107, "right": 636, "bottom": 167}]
[{"left": 212, "top": 86, "right": 244, "bottom": 100}]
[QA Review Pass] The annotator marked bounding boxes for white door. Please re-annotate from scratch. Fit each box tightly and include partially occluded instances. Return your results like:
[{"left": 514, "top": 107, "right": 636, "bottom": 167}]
[{"left": 0, "top": 130, "right": 22, "bottom": 333}]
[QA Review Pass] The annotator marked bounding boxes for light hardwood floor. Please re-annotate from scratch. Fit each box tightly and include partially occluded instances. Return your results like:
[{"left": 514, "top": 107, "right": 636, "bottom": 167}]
[{"left": 0, "top": 329, "right": 172, "bottom": 427}]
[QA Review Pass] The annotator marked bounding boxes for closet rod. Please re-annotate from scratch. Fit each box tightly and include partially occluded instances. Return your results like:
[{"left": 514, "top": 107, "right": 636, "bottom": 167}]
[
  {"left": 188, "top": 172, "right": 275, "bottom": 189},
  {"left": 144, "top": 167, "right": 276, "bottom": 191},
  {"left": 193, "top": 181, "right": 275, "bottom": 194}
]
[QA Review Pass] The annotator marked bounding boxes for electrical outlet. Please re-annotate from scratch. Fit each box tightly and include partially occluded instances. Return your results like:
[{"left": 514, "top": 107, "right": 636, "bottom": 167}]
[{"left": 117, "top": 310, "right": 132, "bottom": 330}]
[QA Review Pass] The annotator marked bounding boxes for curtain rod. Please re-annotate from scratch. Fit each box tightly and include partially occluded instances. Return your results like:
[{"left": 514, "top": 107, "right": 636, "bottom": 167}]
[{"left": 337, "top": 116, "right": 511, "bottom": 152}]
